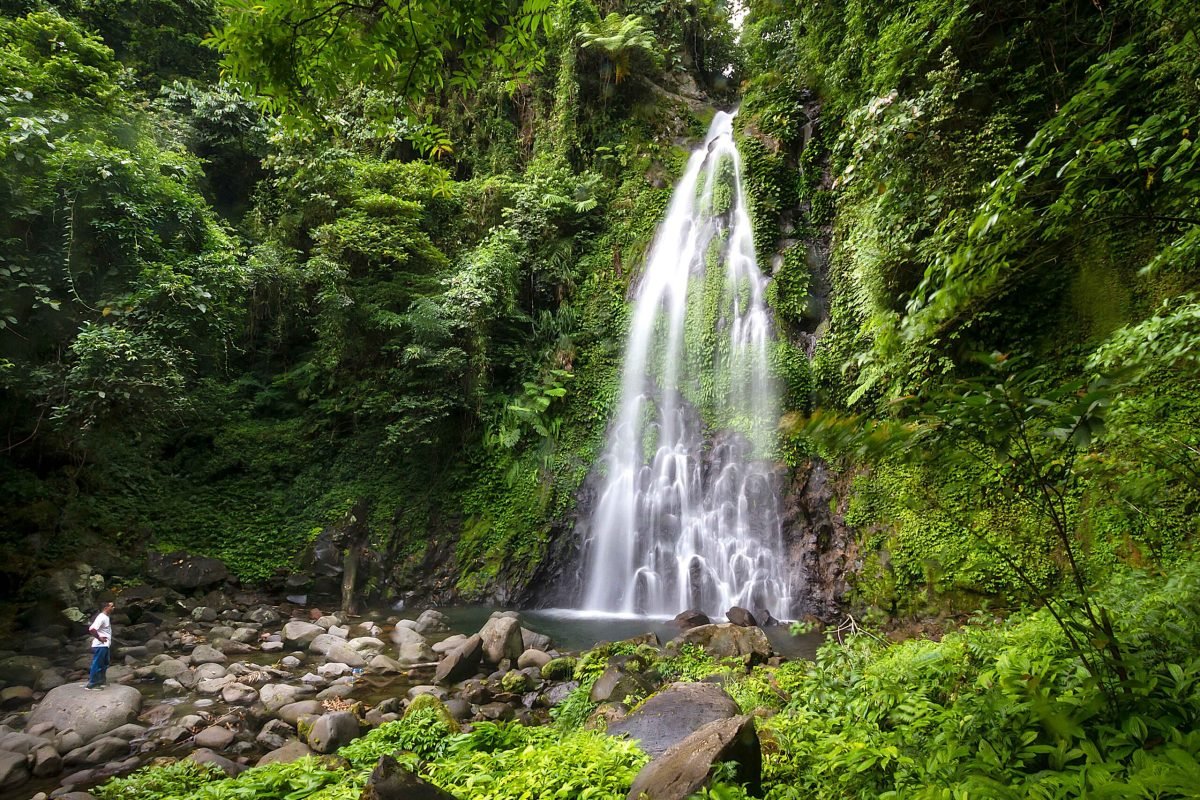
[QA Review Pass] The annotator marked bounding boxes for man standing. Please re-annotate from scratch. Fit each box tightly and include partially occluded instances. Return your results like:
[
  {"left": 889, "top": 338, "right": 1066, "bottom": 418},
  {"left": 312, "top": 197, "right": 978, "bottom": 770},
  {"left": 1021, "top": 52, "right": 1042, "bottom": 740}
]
[{"left": 86, "top": 601, "right": 114, "bottom": 690}]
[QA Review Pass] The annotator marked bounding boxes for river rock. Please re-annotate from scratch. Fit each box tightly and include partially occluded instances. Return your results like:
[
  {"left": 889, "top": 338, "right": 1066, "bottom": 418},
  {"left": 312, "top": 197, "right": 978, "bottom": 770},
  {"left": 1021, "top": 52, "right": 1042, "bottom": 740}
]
[
  {"left": 277, "top": 700, "right": 325, "bottom": 726},
  {"left": 148, "top": 551, "right": 229, "bottom": 590},
  {"left": 521, "top": 628, "right": 553, "bottom": 652},
  {"left": 477, "top": 702, "right": 514, "bottom": 721},
  {"left": 197, "top": 676, "right": 233, "bottom": 694},
  {"left": 258, "top": 740, "right": 313, "bottom": 766},
  {"left": 307, "top": 712, "right": 359, "bottom": 754},
  {"left": 517, "top": 649, "right": 551, "bottom": 670},
  {"left": 314, "top": 615, "right": 342, "bottom": 630},
  {"left": 391, "top": 627, "right": 434, "bottom": 664},
  {"left": 308, "top": 633, "right": 343, "bottom": 656},
  {"left": 191, "top": 607, "right": 218, "bottom": 623},
  {"left": 194, "top": 725, "right": 235, "bottom": 749},
  {"left": 406, "top": 685, "right": 448, "bottom": 701},
  {"left": 478, "top": 617, "right": 523, "bottom": 664},
  {"left": 589, "top": 666, "right": 653, "bottom": 704},
  {"left": 283, "top": 621, "right": 325, "bottom": 648},
  {"left": 37, "top": 669, "right": 68, "bottom": 691},
  {"left": 105, "top": 724, "right": 146, "bottom": 741},
  {"left": 606, "top": 682, "right": 741, "bottom": 757},
  {"left": 0, "top": 686, "right": 34, "bottom": 709},
  {"left": 280, "top": 655, "right": 302, "bottom": 668},
  {"left": 231, "top": 627, "right": 259, "bottom": 644},
  {"left": 256, "top": 719, "right": 295, "bottom": 750},
  {"left": 246, "top": 606, "right": 281, "bottom": 625},
  {"left": 725, "top": 607, "right": 758, "bottom": 627},
  {"left": 32, "top": 743, "right": 61, "bottom": 777},
  {"left": 195, "top": 663, "right": 227, "bottom": 681},
  {"left": 189, "top": 748, "right": 245, "bottom": 776},
  {"left": 318, "top": 662, "right": 352, "bottom": 679},
  {"left": 63, "top": 736, "right": 128, "bottom": 767},
  {"left": 0, "top": 655, "right": 50, "bottom": 685},
  {"left": 361, "top": 754, "right": 458, "bottom": 800},
  {"left": 432, "top": 635, "right": 467, "bottom": 655},
  {"left": 414, "top": 610, "right": 450, "bottom": 635},
  {"left": 153, "top": 659, "right": 189, "bottom": 680},
  {"left": 368, "top": 654, "right": 405, "bottom": 674},
  {"left": 626, "top": 715, "right": 760, "bottom": 800},
  {"left": 260, "top": 684, "right": 308, "bottom": 713},
  {"left": 324, "top": 642, "right": 366, "bottom": 668},
  {"left": 28, "top": 684, "right": 142, "bottom": 743},
  {"left": 346, "top": 637, "right": 385, "bottom": 657},
  {"left": 222, "top": 683, "right": 258, "bottom": 704},
  {"left": 0, "top": 749, "right": 28, "bottom": 789},
  {"left": 0, "top": 731, "right": 49, "bottom": 754},
  {"left": 674, "top": 610, "right": 711, "bottom": 630},
  {"left": 541, "top": 680, "right": 579, "bottom": 708},
  {"left": 434, "top": 635, "right": 482, "bottom": 684},
  {"left": 668, "top": 623, "right": 773, "bottom": 661}
]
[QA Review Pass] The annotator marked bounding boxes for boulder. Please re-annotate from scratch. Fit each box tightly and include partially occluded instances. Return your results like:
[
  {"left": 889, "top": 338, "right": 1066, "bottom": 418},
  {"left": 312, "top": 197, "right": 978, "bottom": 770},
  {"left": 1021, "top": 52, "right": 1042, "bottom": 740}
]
[
  {"left": 318, "top": 663, "right": 352, "bottom": 679},
  {"left": 27, "top": 684, "right": 142, "bottom": 743},
  {"left": 257, "top": 740, "right": 313, "bottom": 766},
  {"left": 190, "top": 645, "right": 227, "bottom": 666},
  {"left": 674, "top": 610, "right": 711, "bottom": 630},
  {"left": 195, "top": 663, "right": 227, "bottom": 681},
  {"left": 0, "top": 749, "right": 28, "bottom": 789},
  {"left": 308, "top": 633, "right": 344, "bottom": 656},
  {"left": 32, "top": 743, "right": 61, "bottom": 777},
  {"left": 626, "top": 715, "right": 760, "bottom": 800},
  {"left": 63, "top": 736, "right": 128, "bottom": 767},
  {"left": 232, "top": 628, "right": 260, "bottom": 644},
  {"left": 153, "top": 659, "right": 189, "bottom": 680},
  {"left": 324, "top": 642, "right": 366, "bottom": 668},
  {"left": 406, "top": 685, "right": 448, "bottom": 702},
  {"left": 434, "top": 635, "right": 482, "bottom": 684},
  {"left": 517, "top": 649, "right": 551, "bottom": 670},
  {"left": 431, "top": 635, "right": 467, "bottom": 655},
  {"left": 221, "top": 683, "right": 258, "bottom": 705},
  {"left": 246, "top": 606, "right": 281, "bottom": 625},
  {"left": 260, "top": 684, "right": 308, "bottom": 713},
  {"left": 307, "top": 712, "right": 360, "bottom": 754},
  {"left": 0, "top": 731, "right": 51, "bottom": 754},
  {"left": 725, "top": 607, "right": 758, "bottom": 627},
  {"left": 0, "top": 655, "right": 51, "bottom": 686},
  {"left": 367, "top": 654, "right": 405, "bottom": 674},
  {"left": 255, "top": 719, "right": 295, "bottom": 751},
  {"left": 194, "top": 726, "right": 235, "bottom": 750},
  {"left": 606, "top": 682, "right": 741, "bottom": 758},
  {"left": 478, "top": 617, "right": 523, "bottom": 665},
  {"left": 192, "top": 607, "right": 218, "bottom": 623},
  {"left": 541, "top": 657, "right": 577, "bottom": 681},
  {"left": 391, "top": 628, "right": 435, "bottom": 664},
  {"left": 188, "top": 748, "right": 246, "bottom": 776},
  {"left": 147, "top": 551, "right": 229, "bottom": 590},
  {"left": 521, "top": 628, "right": 553, "bottom": 653},
  {"left": 283, "top": 621, "right": 325, "bottom": 649},
  {"left": 346, "top": 637, "right": 385, "bottom": 657},
  {"left": 589, "top": 666, "right": 653, "bottom": 704},
  {"left": 414, "top": 610, "right": 450, "bottom": 635},
  {"left": 361, "top": 754, "right": 458, "bottom": 800},
  {"left": 277, "top": 700, "right": 326, "bottom": 726},
  {"left": 668, "top": 624, "right": 773, "bottom": 661},
  {"left": 541, "top": 681, "right": 579, "bottom": 708}
]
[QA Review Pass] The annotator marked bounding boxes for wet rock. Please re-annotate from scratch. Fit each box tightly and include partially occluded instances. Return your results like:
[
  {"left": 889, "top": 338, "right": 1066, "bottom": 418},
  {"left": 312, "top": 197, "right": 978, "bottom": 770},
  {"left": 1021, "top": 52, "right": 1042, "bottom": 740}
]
[
  {"left": 153, "top": 659, "right": 189, "bottom": 680},
  {"left": 414, "top": 610, "right": 451, "bottom": 635},
  {"left": 521, "top": 628, "right": 553, "bottom": 652},
  {"left": 361, "top": 754, "right": 458, "bottom": 800},
  {"left": 246, "top": 607, "right": 281, "bottom": 625},
  {"left": 255, "top": 719, "right": 295, "bottom": 750},
  {"left": 626, "top": 715, "right": 760, "bottom": 800},
  {"left": 434, "top": 635, "right": 482, "bottom": 684},
  {"left": 147, "top": 552, "right": 229, "bottom": 590},
  {"left": 317, "top": 684, "right": 353, "bottom": 701},
  {"left": 262, "top": 641, "right": 284, "bottom": 653},
  {"left": 0, "top": 750, "right": 28, "bottom": 789},
  {"left": 318, "top": 663, "right": 352, "bottom": 679},
  {"left": 589, "top": 666, "right": 653, "bottom": 704},
  {"left": 541, "top": 680, "right": 579, "bottom": 708},
  {"left": 516, "top": 649, "right": 551, "bottom": 670},
  {"left": 194, "top": 726, "right": 235, "bottom": 750},
  {"left": 444, "top": 697, "right": 472, "bottom": 721},
  {"left": 346, "top": 637, "right": 385, "bottom": 657},
  {"left": 63, "top": 736, "right": 128, "bottom": 767},
  {"left": 221, "top": 683, "right": 258, "bottom": 705},
  {"left": 195, "top": 663, "right": 227, "bottom": 681},
  {"left": 277, "top": 700, "right": 325, "bottom": 726},
  {"left": 406, "top": 685, "right": 448, "bottom": 701},
  {"left": 725, "top": 607, "right": 758, "bottom": 627},
  {"left": 105, "top": 724, "right": 146, "bottom": 741},
  {"left": 0, "top": 655, "right": 50, "bottom": 685},
  {"left": 280, "top": 655, "right": 302, "bottom": 669},
  {"left": 501, "top": 671, "right": 531, "bottom": 693},
  {"left": 260, "top": 684, "right": 309, "bottom": 713},
  {"left": 307, "top": 712, "right": 359, "bottom": 754},
  {"left": 284, "top": 621, "right": 325, "bottom": 649},
  {"left": 188, "top": 748, "right": 246, "bottom": 776},
  {"left": 325, "top": 642, "right": 366, "bottom": 668},
  {"left": 28, "top": 684, "right": 142, "bottom": 743},
  {"left": 391, "top": 628, "right": 434, "bottom": 664},
  {"left": 308, "top": 633, "right": 343, "bottom": 656},
  {"left": 477, "top": 702, "right": 514, "bottom": 722},
  {"left": 258, "top": 740, "right": 313, "bottom": 766},
  {"left": 32, "top": 743, "right": 62, "bottom": 777},
  {"left": 367, "top": 654, "right": 405, "bottom": 674},
  {"left": 192, "top": 607, "right": 218, "bottom": 623},
  {"left": 231, "top": 627, "right": 259, "bottom": 644},
  {"left": 668, "top": 623, "right": 773, "bottom": 661},
  {"left": 197, "top": 676, "right": 234, "bottom": 694},
  {"left": 540, "top": 657, "right": 577, "bottom": 681},
  {"left": 431, "top": 635, "right": 467, "bottom": 655},
  {"left": 674, "top": 610, "right": 711, "bottom": 630},
  {"left": 607, "top": 682, "right": 741, "bottom": 757},
  {"left": 478, "top": 617, "right": 523, "bottom": 665}
]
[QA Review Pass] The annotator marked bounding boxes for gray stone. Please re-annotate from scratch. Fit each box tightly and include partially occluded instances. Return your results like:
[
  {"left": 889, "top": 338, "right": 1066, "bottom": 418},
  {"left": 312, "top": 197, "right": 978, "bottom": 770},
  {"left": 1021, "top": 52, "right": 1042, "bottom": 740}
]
[
  {"left": 188, "top": 748, "right": 246, "bottom": 776},
  {"left": 626, "top": 715, "right": 760, "bottom": 800},
  {"left": 541, "top": 681, "right": 579, "bottom": 708},
  {"left": 277, "top": 700, "right": 325, "bottom": 726},
  {"left": 0, "top": 655, "right": 50, "bottom": 686},
  {"left": 255, "top": 719, "right": 295, "bottom": 751},
  {"left": 153, "top": 659, "right": 189, "bottom": 680},
  {"left": 725, "top": 607, "right": 758, "bottom": 627},
  {"left": 0, "top": 686, "right": 34, "bottom": 709},
  {"left": 589, "top": 666, "right": 653, "bottom": 704},
  {"left": 197, "top": 676, "right": 234, "bottom": 694},
  {"left": 246, "top": 606, "right": 281, "bottom": 625},
  {"left": 434, "top": 635, "right": 483, "bottom": 684},
  {"left": 209, "top": 626, "right": 235, "bottom": 640},
  {"left": 63, "top": 736, "right": 128, "bottom": 767},
  {"left": 195, "top": 662, "right": 227, "bottom": 680},
  {"left": 517, "top": 649, "right": 551, "bottom": 670},
  {"left": 315, "top": 615, "right": 342, "bottom": 631},
  {"left": 367, "top": 654, "right": 405, "bottom": 674},
  {"left": 232, "top": 628, "right": 260, "bottom": 644},
  {"left": 346, "top": 637, "right": 385, "bottom": 657},
  {"left": 280, "top": 655, "right": 302, "bottom": 668},
  {"left": 431, "top": 635, "right": 467, "bottom": 655},
  {"left": 307, "top": 633, "right": 344, "bottom": 656},
  {"left": 27, "top": 684, "right": 142, "bottom": 743},
  {"left": 668, "top": 624, "right": 773, "bottom": 661},
  {"left": 477, "top": 702, "right": 514, "bottom": 721},
  {"left": 521, "top": 628, "right": 553, "bottom": 653},
  {"left": 260, "top": 683, "right": 308, "bottom": 713},
  {"left": 478, "top": 617, "right": 523, "bottom": 665},
  {"left": 147, "top": 551, "right": 229, "bottom": 590},
  {"left": 674, "top": 610, "right": 711, "bottom": 630},
  {"left": 391, "top": 627, "right": 434, "bottom": 664},
  {"left": 32, "top": 743, "right": 62, "bottom": 777},
  {"left": 283, "top": 621, "right": 325, "bottom": 649},
  {"left": 221, "top": 683, "right": 258, "bottom": 705},
  {"left": 0, "top": 749, "right": 28, "bottom": 789},
  {"left": 406, "top": 685, "right": 448, "bottom": 701},
  {"left": 317, "top": 662, "right": 351, "bottom": 678},
  {"left": 105, "top": 724, "right": 146, "bottom": 741},
  {"left": 324, "top": 642, "right": 366, "bottom": 668},
  {"left": 306, "top": 711, "right": 359, "bottom": 754},
  {"left": 191, "top": 607, "right": 218, "bottom": 623},
  {"left": 0, "top": 731, "right": 50, "bottom": 754},
  {"left": 607, "top": 682, "right": 741, "bottom": 757},
  {"left": 194, "top": 726, "right": 235, "bottom": 750},
  {"left": 257, "top": 740, "right": 313, "bottom": 766},
  {"left": 261, "top": 641, "right": 284, "bottom": 653},
  {"left": 414, "top": 610, "right": 450, "bottom": 635},
  {"left": 36, "top": 670, "right": 68, "bottom": 691}
]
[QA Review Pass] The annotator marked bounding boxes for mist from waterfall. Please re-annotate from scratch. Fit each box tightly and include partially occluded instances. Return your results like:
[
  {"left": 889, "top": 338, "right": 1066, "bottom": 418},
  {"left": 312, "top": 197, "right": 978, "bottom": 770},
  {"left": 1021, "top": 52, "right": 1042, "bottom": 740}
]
[{"left": 578, "top": 110, "right": 793, "bottom": 620}]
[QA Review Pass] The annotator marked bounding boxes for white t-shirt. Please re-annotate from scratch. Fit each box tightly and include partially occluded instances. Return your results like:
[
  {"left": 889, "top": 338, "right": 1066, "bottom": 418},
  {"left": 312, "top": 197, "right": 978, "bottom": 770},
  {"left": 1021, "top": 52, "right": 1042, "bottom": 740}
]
[{"left": 89, "top": 611, "right": 112, "bottom": 649}]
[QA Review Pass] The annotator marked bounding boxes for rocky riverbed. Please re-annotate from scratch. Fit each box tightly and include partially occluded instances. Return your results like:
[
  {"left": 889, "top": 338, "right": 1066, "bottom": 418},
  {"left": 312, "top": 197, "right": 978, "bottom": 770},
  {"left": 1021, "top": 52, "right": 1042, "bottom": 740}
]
[{"left": 0, "top": 557, "right": 790, "bottom": 800}]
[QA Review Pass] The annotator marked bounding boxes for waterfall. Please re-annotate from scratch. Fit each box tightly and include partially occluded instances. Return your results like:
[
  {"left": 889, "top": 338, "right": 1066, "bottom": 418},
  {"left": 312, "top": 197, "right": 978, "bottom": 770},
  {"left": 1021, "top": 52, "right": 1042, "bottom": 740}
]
[{"left": 578, "top": 110, "right": 793, "bottom": 620}]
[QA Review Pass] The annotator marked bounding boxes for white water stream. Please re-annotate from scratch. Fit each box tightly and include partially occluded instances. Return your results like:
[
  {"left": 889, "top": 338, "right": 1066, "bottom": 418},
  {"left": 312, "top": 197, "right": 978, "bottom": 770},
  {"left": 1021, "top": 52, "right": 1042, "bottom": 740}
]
[{"left": 577, "top": 111, "right": 793, "bottom": 620}]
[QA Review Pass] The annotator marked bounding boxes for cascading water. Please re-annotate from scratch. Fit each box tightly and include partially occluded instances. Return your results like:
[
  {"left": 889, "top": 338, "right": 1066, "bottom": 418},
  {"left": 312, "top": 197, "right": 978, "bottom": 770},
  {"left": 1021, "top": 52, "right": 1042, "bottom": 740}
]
[{"left": 578, "top": 110, "right": 793, "bottom": 620}]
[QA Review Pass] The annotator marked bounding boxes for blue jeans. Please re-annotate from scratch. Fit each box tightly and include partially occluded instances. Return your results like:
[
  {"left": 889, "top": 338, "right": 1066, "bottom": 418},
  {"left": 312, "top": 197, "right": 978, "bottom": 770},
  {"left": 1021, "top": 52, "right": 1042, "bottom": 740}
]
[{"left": 88, "top": 646, "right": 110, "bottom": 687}]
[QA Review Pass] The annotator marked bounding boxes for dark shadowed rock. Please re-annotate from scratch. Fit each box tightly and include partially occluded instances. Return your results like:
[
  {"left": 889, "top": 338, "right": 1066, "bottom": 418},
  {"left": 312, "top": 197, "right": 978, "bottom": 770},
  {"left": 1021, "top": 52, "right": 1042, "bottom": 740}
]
[
  {"left": 307, "top": 711, "right": 360, "bottom": 753},
  {"left": 0, "top": 750, "right": 28, "bottom": 790},
  {"left": 607, "top": 682, "right": 741, "bottom": 757},
  {"left": 674, "top": 610, "right": 711, "bottom": 630},
  {"left": 589, "top": 666, "right": 654, "bottom": 704},
  {"left": 725, "top": 607, "right": 758, "bottom": 627},
  {"left": 626, "top": 715, "right": 761, "bottom": 800},
  {"left": 361, "top": 754, "right": 458, "bottom": 800},
  {"left": 147, "top": 552, "right": 229, "bottom": 590},
  {"left": 257, "top": 740, "right": 314, "bottom": 766}
]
